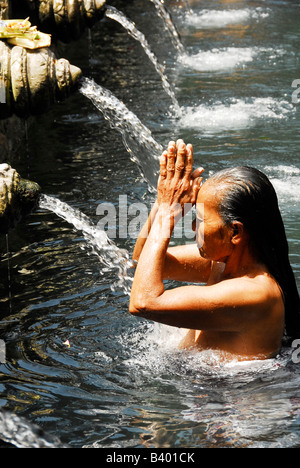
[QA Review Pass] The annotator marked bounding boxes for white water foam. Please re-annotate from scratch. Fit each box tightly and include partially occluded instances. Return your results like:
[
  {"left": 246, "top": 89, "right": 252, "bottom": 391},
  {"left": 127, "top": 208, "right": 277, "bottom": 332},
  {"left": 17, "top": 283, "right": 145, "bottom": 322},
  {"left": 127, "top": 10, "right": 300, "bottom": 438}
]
[
  {"left": 123, "top": 322, "right": 288, "bottom": 379},
  {"left": 178, "top": 97, "right": 295, "bottom": 133},
  {"left": 264, "top": 165, "right": 300, "bottom": 206},
  {"left": 185, "top": 7, "right": 270, "bottom": 29},
  {"left": 0, "top": 411, "right": 67, "bottom": 448},
  {"left": 180, "top": 47, "right": 255, "bottom": 72},
  {"left": 179, "top": 47, "right": 286, "bottom": 73}
]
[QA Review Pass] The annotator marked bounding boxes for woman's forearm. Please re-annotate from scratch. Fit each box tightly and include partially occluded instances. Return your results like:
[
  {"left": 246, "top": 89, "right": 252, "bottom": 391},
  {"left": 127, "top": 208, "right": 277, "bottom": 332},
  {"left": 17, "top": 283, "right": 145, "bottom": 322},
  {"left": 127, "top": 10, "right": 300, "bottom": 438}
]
[
  {"left": 132, "top": 201, "right": 159, "bottom": 263},
  {"left": 129, "top": 206, "right": 174, "bottom": 314}
]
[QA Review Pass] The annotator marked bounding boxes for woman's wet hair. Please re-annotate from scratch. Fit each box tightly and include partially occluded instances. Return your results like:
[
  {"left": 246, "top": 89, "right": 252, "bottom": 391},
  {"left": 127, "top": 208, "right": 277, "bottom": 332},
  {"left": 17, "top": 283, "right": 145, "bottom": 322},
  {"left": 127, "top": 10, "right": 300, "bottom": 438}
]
[{"left": 209, "top": 166, "right": 300, "bottom": 343}]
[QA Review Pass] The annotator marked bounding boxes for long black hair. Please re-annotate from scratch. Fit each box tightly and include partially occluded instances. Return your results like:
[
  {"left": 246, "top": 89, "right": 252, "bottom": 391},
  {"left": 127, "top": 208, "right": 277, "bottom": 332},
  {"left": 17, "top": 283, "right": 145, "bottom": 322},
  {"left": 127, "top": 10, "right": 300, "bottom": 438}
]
[{"left": 209, "top": 166, "right": 300, "bottom": 342}]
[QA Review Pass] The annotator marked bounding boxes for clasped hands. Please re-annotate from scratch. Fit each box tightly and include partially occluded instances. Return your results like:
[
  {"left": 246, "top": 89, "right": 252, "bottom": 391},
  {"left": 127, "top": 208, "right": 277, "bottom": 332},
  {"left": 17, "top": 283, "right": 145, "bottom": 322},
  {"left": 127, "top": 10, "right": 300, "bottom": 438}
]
[{"left": 157, "top": 139, "right": 204, "bottom": 222}]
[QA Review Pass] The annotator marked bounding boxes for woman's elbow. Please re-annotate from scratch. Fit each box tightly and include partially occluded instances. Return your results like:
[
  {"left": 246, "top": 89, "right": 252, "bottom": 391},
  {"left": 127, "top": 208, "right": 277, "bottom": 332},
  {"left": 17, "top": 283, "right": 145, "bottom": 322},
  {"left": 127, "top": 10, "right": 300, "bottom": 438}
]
[
  {"left": 129, "top": 303, "right": 141, "bottom": 316},
  {"left": 129, "top": 288, "right": 163, "bottom": 318},
  {"left": 129, "top": 298, "right": 147, "bottom": 317}
]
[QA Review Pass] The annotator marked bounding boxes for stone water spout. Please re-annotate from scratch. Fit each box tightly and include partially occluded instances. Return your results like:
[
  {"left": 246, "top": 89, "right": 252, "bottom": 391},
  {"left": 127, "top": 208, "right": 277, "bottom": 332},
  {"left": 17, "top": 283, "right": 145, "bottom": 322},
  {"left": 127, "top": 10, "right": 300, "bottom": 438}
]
[
  {"left": 0, "top": 41, "right": 82, "bottom": 118},
  {"left": 0, "top": 163, "right": 41, "bottom": 234},
  {"left": 8, "top": 0, "right": 107, "bottom": 42}
]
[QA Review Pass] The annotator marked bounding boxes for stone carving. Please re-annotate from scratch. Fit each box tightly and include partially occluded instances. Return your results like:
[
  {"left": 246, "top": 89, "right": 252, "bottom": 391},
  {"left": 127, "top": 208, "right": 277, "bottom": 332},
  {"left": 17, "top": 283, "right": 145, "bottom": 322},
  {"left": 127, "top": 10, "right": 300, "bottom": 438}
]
[
  {"left": 0, "top": 41, "right": 82, "bottom": 118},
  {"left": 0, "top": 163, "right": 41, "bottom": 234},
  {"left": 9, "top": 0, "right": 107, "bottom": 42}
]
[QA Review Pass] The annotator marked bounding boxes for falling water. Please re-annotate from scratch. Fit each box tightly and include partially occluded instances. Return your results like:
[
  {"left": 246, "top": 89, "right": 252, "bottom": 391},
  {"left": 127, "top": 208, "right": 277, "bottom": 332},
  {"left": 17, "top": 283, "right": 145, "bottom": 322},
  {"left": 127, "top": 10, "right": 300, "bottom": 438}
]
[
  {"left": 105, "top": 5, "right": 181, "bottom": 114},
  {"left": 80, "top": 76, "right": 162, "bottom": 190},
  {"left": 0, "top": 410, "right": 67, "bottom": 448},
  {"left": 149, "top": 0, "right": 185, "bottom": 53},
  {"left": 38, "top": 194, "right": 133, "bottom": 295},
  {"left": 183, "top": 0, "right": 193, "bottom": 16},
  {"left": 5, "top": 234, "right": 12, "bottom": 314},
  {"left": 185, "top": 8, "right": 270, "bottom": 29},
  {"left": 38, "top": 76, "right": 165, "bottom": 297}
]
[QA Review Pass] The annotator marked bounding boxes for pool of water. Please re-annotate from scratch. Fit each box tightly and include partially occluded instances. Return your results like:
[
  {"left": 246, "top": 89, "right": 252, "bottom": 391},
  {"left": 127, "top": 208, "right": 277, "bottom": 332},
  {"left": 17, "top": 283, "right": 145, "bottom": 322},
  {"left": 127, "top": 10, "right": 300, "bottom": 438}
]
[{"left": 0, "top": 0, "right": 300, "bottom": 448}]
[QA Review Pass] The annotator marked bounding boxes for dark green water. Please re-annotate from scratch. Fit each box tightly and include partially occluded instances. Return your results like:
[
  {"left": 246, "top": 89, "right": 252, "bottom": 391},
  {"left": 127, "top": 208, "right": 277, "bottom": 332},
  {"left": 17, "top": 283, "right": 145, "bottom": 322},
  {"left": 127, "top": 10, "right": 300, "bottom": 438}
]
[{"left": 0, "top": 0, "right": 300, "bottom": 448}]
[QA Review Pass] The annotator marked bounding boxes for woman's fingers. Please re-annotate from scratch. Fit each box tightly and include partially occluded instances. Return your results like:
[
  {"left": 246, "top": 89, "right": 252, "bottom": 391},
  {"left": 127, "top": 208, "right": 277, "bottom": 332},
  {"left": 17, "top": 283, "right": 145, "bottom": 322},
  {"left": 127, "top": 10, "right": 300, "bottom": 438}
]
[
  {"left": 158, "top": 139, "right": 205, "bottom": 208},
  {"left": 166, "top": 141, "right": 176, "bottom": 180},
  {"left": 191, "top": 167, "right": 205, "bottom": 180},
  {"left": 183, "top": 143, "right": 193, "bottom": 179},
  {"left": 175, "top": 140, "right": 187, "bottom": 180},
  {"left": 159, "top": 151, "right": 168, "bottom": 181},
  {"left": 164, "top": 139, "right": 203, "bottom": 185},
  {"left": 191, "top": 176, "right": 203, "bottom": 204}
]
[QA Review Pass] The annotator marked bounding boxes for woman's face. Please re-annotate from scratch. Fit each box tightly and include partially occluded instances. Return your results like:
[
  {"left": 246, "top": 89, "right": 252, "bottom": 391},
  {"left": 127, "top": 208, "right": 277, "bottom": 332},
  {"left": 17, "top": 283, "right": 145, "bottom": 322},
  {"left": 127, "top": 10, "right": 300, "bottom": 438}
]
[{"left": 194, "top": 181, "right": 234, "bottom": 263}]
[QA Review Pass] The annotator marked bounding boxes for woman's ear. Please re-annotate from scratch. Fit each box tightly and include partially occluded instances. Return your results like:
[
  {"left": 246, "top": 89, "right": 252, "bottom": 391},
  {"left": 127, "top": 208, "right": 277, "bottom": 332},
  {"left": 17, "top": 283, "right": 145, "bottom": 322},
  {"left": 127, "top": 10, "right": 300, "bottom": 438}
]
[{"left": 231, "top": 221, "right": 244, "bottom": 245}]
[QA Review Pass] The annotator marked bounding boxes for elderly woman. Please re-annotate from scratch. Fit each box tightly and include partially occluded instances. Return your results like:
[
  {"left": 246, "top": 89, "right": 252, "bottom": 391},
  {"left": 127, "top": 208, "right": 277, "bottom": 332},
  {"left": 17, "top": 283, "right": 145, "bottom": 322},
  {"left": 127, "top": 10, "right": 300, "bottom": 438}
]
[{"left": 129, "top": 140, "right": 300, "bottom": 361}]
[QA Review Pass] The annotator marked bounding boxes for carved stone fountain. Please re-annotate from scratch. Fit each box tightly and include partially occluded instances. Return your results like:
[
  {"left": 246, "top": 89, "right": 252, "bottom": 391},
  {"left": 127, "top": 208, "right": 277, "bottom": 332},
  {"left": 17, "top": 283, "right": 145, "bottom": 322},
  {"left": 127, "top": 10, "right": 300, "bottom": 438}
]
[
  {"left": 0, "top": 163, "right": 41, "bottom": 234},
  {"left": 0, "top": 0, "right": 106, "bottom": 229}
]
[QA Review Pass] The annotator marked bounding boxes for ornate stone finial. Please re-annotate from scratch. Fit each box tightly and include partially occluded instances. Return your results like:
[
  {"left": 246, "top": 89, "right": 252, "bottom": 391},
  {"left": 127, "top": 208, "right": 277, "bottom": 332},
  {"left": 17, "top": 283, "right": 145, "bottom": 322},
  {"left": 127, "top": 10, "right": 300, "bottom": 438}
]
[
  {"left": 0, "top": 163, "right": 41, "bottom": 234},
  {"left": 10, "top": 0, "right": 107, "bottom": 42},
  {"left": 0, "top": 42, "right": 82, "bottom": 118}
]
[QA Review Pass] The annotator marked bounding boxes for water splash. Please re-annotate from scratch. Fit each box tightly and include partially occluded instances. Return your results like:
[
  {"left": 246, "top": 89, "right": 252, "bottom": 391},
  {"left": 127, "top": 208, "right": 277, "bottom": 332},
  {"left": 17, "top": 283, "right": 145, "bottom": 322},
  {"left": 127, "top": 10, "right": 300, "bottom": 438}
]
[
  {"left": 39, "top": 194, "right": 133, "bottom": 295},
  {"left": 180, "top": 46, "right": 287, "bottom": 73},
  {"left": 122, "top": 321, "right": 289, "bottom": 382},
  {"left": 263, "top": 165, "right": 300, "bottom": 209},
  {"left": 149, "top": 0, "right": 185, "bottom": 53},
  {"left": 105, "top": 5, "right": 181, "bottom": 114},
  {"left": 80, "top": 76, "right": 162, "bottom": 190},
  {"left": 182, "top": 0, "right": 193, "bottom": 16},
  {"left": 178, "top": 97, "right": 295, "bottom": 133},
  {"left": 0, "top": 410, "right": 67, "bottom": 448},
  {"left": 185, "top": 7, "right": 270, "bottom": 29},
  {"left": 5, "top": 233, "right": 12, "bottom": 313},
  {"left": 180, "top": 47, "right": 255, "bottom": 72}
]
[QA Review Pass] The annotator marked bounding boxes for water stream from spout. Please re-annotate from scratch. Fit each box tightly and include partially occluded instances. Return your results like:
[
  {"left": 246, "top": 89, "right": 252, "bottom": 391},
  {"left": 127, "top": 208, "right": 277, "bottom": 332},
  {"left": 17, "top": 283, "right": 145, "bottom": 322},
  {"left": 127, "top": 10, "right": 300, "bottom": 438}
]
[
  {"left": 105, "top": 5, "right": 181, "bottom": 114},
  {"left": 80, "top": 76, "right": 162, "bottom": 191},
  {"left": 40, "top": 5, "right": 184, "bottom": 281},
  {"left": 183, "top": 0, "right": 193, "bottom": 15},
  {"left": 0, "top": 410, "right": 67, "bottom": 448},
  {"left": 38, "top": 194, "right": 133, "bottom": 296},
  {"left": 148, "top": 0, "right": 185, "bottom": 53},
  {"left": 39, "top": 77, "right": 164, "bottom": 298},
  {"left": 5, "top": 233, "right": 12, "bottom": 314},
  {"left": 36, "top": 7, "right": 186, "bottom": 301}
]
